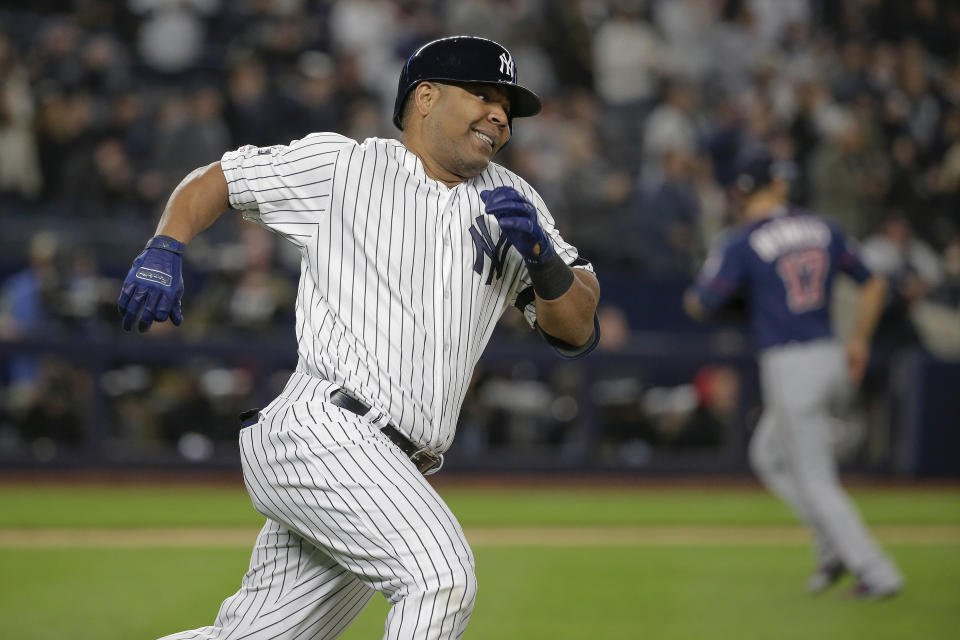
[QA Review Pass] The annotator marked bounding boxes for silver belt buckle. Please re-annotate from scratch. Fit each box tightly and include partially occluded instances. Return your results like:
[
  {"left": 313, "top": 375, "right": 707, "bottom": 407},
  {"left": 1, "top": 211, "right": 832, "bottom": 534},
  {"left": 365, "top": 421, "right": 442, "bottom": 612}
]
[{"left": 411, "top": 449, "right": 444, "bottom": 476}]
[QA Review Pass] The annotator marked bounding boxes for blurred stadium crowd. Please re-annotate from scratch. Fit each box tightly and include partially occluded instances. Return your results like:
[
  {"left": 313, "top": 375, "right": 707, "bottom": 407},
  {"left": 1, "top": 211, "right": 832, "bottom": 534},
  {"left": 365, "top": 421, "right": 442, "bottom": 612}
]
[{"left": 2, "top": 0, "right": 960, "bottom": 467}]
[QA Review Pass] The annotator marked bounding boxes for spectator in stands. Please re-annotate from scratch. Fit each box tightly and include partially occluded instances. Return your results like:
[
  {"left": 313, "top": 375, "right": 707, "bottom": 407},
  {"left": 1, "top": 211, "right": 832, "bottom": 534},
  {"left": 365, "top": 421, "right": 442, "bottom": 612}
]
[
  {"left": 0, "top": 232, "right": 81, "bottom": 452},
  {"left": 809, "top": 113, "right": 886, "bottom": 238},
  {"left": 642, "top": 80, "right": 701, "bottom": 179},
  {"left": 15, "top": 358, "right": 86, "bottom": 452},
  {"left": 281, "top": 51, "right": 343, "bottom": 141},
  {"left": 631, "top": 146, "right": 701, "bottom": 276},
  {"left": 894, "top": 39, "right": 941, "bottom": 155},
  {"left": 189, "top": 225, "right": 295, "bottom": 337},
  {"left": 935, "top": 235, "right": 960, "bottom": 309},
  {"left": 0, "top": 34, "right": 42, "bottom": 200},
  {"left": 861, "top": 212, "right": 943, "bottom": 348},
  {"left": 62, "top": 136, "right": 140, "bottom": 215},
  {"left": 706, "top": 0, "right": 767, "bottom": 95},
  {"left": 592, "top": 0, "right": 665, "bottom": 168},
  {"left": 652, "top": 0, "right": 718, "bottom": 86},
  {"left": 0, "top": 231, "right": 63, "bottom": 349},
  {"left": 224, "top": 54, "right": 279, "bottom": 147},
  {"left": 77, "top": 33, "right": 131, "bottom": 96},
  {"left": 131, "top": 0, "right": 216, "bottom": 76},
  {"left": 935, "top": 107, "right": 960, "bottom": 236}
]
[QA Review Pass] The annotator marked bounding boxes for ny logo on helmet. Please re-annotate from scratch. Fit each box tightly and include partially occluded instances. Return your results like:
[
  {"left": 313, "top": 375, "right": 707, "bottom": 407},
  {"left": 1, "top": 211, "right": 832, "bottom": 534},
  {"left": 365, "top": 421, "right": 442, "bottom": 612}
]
[
  {"left": 498, "top": 52, "right": 514, "bottom": 78},
  {"left": 470, "top": 215, "right": 511, "bottom": 285}
]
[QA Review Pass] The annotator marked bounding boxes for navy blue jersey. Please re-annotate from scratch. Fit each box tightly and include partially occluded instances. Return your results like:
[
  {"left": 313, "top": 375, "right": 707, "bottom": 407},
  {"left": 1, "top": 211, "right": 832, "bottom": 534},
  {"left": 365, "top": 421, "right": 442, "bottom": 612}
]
[{"left": 694, "top": 207, "right": 872, "bottom": 349}]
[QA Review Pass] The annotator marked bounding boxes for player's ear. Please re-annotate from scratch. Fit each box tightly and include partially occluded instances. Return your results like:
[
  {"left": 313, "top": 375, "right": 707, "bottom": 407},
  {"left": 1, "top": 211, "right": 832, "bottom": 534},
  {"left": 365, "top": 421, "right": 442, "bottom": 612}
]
[{"left": 413, "top": 82, "right": 441, "bottom": 118}]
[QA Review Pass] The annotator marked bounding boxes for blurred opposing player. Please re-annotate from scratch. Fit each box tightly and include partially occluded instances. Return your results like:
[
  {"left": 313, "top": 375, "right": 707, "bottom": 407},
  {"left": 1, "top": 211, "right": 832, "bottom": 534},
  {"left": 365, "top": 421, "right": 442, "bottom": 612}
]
[{"left": 684, "top": 148, "right": 903, "bottom": 598}]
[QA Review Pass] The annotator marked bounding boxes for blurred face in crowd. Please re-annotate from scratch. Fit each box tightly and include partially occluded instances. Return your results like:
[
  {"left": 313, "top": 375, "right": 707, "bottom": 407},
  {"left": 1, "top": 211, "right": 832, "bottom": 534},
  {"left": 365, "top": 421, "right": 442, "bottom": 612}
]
[
  {"left": 404, "top": 81, "right": 511, "bottom": 184},
  {"left": 883, "top": 216, "right": 912, "bottom": 247}
]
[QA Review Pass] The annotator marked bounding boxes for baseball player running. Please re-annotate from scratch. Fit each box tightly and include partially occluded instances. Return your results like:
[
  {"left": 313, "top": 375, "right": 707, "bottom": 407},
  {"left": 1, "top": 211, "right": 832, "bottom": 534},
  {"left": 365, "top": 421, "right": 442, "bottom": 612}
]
[
  {"left": 117, "top": 36, "right": 600, "bottom": 639},
  {"left": 683, "top": 148, "right": 903, "bottom": 598}
]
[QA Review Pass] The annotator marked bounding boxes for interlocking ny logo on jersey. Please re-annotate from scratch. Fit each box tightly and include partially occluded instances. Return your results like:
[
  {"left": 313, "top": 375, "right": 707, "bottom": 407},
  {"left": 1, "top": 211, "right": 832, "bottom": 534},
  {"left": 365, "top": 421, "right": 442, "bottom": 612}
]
[
  {"left": 498, "top": 52, "right": 514, "bottom": 78},
  {"left": 470, "top": 215, "right": 510, "bottom": 285}
]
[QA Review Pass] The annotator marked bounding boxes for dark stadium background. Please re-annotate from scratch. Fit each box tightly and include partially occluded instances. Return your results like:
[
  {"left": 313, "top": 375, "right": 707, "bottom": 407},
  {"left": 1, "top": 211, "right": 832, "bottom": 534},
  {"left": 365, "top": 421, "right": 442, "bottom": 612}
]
[{"left": 1, "top": 0, "right": 958, "bottom": 477}]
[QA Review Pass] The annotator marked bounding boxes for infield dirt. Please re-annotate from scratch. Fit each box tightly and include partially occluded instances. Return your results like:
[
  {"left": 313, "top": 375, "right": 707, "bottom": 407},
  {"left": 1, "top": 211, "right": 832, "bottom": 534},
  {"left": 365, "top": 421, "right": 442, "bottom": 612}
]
[{"left": 1, "top": 524, "right": 957, "bottom": 548}]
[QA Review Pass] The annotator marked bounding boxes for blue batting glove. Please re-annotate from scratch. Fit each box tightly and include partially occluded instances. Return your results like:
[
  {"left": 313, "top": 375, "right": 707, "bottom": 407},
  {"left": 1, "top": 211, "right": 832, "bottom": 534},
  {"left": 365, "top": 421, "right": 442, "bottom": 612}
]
[
  {"left": 480, "top": 186, "right": 555, "bottom": 264},
  {"left": 117, "top": 235, "right": 185, "bottom": 332}
]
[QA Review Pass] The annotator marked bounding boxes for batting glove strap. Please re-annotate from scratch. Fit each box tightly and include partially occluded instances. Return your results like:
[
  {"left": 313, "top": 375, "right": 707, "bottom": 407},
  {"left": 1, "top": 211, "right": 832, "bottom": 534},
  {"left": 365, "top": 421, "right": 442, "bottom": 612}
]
[
  {"left": 526, "top": 252, "right": 575, "bottom": 300},
  {"left": 145, "top": 235, "right": 186, "bottom": 255}
]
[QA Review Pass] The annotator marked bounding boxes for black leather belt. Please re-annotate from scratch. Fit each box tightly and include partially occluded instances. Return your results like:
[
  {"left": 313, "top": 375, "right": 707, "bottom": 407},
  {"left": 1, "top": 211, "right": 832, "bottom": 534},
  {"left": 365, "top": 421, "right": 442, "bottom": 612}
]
[
  {"left": 238, "top": 390, "right": 443, "bottom": 475},
  {"left": 328, "top": 390, "right": 443, "bottom": 475}
]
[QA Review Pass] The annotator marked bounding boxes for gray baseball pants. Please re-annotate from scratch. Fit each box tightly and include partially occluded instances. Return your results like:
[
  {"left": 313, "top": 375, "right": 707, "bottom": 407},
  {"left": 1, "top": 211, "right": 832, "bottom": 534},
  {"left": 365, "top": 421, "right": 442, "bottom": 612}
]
[{"left": 749, "top": 339, "right": 901, "bottom": 588}]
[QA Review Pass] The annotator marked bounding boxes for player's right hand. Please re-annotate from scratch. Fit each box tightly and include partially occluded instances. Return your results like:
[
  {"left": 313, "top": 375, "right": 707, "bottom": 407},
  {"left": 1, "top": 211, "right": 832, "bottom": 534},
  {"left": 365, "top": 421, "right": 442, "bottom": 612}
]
[{"left": 118, "top": 235, "right": 185, "bottom": 332}]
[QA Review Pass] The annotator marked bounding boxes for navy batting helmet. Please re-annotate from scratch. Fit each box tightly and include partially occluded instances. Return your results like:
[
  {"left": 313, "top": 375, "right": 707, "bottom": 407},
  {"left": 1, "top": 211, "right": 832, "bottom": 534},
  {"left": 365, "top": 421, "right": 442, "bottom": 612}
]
[
  {"left": 392, "top": 36, "right": 542, "bottom": 130},
  {"left": 732, "top": 146, "right": 796, "bottom": 194}
]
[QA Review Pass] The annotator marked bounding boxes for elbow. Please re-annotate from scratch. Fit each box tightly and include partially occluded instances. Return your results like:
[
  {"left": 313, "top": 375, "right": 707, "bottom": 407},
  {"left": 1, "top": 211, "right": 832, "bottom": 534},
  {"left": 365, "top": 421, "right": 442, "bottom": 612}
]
[
  {"left": 566, "top": 321, "right": 597, "bottom": 348},
  {"left": 541, "top": 314, "right": 596, "bottom": 348}
]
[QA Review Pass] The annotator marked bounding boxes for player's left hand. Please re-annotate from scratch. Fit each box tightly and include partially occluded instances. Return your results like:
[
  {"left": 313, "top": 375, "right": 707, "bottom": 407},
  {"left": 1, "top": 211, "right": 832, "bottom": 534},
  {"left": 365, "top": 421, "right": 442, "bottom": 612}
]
[
  {"left": 481, "top": 186, "right": 554, "bottom": 264},
  {"left": 118, "top": 235, "right": 185, "bottom": 332},
  {"left": 845, "top": 338, "right": 870, "bottom": 384}
]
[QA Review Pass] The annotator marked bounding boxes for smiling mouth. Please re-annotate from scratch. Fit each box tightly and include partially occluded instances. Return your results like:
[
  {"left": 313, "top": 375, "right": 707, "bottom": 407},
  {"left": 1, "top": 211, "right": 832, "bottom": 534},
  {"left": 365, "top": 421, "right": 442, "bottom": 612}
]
[{"left": 474, "top": 130, "right": 495, "bottom": 151}]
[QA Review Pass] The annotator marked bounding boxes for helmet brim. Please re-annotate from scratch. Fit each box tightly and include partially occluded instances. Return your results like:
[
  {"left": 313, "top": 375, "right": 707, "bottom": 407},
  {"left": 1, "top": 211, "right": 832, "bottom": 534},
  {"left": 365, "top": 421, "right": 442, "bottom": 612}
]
[{"left": 392, "top": 79, "right": 542, "bottom": 130}]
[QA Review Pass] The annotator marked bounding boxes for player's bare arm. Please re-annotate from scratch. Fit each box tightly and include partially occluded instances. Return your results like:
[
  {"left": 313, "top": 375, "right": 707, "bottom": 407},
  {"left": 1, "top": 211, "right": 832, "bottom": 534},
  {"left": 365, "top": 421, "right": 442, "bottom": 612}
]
[
  {"left": 116, "top": 162, "right": 229, "bottom": 332},
  {"left": 535, "top": 269, "right": 600, "bottom": 346},
  {"left": 155, "top": 161, "right": 230, "bottom": 244},
  {"left": 846, "top": 274, "right": 888, "bottom": 383}
]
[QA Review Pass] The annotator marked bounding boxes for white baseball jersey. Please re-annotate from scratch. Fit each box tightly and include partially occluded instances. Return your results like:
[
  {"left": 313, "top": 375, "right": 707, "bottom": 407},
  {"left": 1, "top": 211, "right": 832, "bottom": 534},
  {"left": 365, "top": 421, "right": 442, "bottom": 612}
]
[{"left": 220, "top": 134, "right": 595, "bottom": 454}]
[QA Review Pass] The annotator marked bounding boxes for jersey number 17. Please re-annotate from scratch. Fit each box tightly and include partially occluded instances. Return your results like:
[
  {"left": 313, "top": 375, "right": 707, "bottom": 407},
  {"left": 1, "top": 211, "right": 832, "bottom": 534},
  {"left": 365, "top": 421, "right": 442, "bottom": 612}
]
[{"left": 776, "top": 248, "right": 829, "bottom": 313}]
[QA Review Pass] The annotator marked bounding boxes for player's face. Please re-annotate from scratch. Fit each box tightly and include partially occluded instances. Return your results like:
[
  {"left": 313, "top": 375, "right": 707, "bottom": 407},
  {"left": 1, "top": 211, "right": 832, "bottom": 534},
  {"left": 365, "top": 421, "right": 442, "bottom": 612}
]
[{"left": 426, "top": 82, "right": 512, "bottom": 178}]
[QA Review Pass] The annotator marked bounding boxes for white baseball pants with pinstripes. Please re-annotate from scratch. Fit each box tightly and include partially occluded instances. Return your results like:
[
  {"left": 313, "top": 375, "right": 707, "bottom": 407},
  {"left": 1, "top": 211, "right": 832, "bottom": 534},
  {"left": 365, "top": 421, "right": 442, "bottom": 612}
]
[
  {"left": 748, "top": 339, "right": 901, "bottom": 588},
  {"left": 158, "top": 398, "right": 477, "bottom": 640}
]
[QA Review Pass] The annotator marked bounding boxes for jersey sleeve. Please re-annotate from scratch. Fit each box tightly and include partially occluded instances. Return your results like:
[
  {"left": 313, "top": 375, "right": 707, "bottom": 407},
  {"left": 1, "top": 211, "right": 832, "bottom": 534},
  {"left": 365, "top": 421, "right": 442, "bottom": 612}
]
[
  {"left": 830, "top": 224, "right": 872, "bottom": 283},
  {"left": 220, "top": 132, "right": 355, "bottom": 247},
  {"left": 503, "top": 177, "right": 600, "bottom": 359},
  {"left": 694, "top": 234, "right": 748, "bottom": 311}
]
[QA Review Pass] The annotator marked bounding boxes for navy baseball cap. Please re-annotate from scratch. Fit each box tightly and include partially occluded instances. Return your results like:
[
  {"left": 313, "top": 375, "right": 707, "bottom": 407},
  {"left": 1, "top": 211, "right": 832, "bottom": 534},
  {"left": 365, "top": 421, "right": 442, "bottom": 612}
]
[
  {"left": 392, "top": 36, "right": 542, "bottom": 130},
  {"left": 732, "top": 146, "right": 797, "bottom": 194}
]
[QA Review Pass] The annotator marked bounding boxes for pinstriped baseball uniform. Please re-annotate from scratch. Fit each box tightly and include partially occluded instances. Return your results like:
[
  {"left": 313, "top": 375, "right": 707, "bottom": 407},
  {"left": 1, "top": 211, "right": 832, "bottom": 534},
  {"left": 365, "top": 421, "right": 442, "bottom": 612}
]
[{"left": 158, "top": 134, "right": 596, "bottom": 640}]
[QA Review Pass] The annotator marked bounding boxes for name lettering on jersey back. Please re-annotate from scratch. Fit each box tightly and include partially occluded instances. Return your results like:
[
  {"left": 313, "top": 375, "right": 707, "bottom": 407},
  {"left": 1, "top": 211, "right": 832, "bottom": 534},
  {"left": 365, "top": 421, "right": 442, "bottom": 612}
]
[
  {"left": 749, "top": 217, "right": 830, "bottom": 262},
  {"left": 469, "top": 215, "right": 510, "bottom": 285}
]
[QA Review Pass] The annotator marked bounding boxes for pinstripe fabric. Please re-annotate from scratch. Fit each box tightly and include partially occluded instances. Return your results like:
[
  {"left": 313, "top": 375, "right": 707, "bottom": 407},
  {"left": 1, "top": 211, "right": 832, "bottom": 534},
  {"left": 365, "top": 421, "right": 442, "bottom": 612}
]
[
  {"left": 161, "top": 401, "right": 477, "bottom": 640},
  {"left": 161, "top": 133, "right": 595, "bottom": 639},
  {"left": 160, "top": 519, "right": 376, "bottom": 640},
  {"left": 221, "top": 135, "right": 593, "bottom": 453}
]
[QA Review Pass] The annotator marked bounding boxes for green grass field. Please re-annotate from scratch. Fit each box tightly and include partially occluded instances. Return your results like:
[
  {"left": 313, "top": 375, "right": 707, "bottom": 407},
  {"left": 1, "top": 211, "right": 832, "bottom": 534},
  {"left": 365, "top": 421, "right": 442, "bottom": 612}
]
[{"left": 0, "top": 481, "right": 957, "bottom": 639}]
